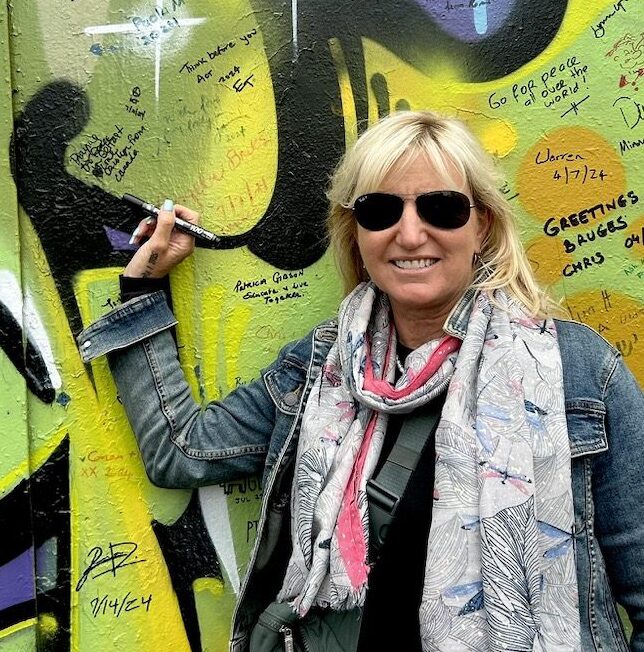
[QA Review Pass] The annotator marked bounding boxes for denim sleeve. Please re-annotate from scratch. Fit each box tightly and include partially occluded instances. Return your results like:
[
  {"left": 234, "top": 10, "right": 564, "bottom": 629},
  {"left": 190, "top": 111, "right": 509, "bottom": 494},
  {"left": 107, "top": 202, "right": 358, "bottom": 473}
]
[
  {"left": 106, "top": 330, "right": 278, "bottom": 488},
  {"left": 593, "top": 355, "right": 644, "bottom": 649},
  {"left": 77, "top": 292, "right": 282, "bottom": 489}
]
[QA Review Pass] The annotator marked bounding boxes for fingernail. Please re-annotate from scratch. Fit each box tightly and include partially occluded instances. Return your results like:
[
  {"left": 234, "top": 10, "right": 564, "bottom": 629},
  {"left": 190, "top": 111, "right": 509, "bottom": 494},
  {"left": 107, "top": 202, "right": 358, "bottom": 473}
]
[
  {"left": 162, "top": 199, "right": 174, "bottom": 211},
  {"left": 128, "top": 226, "right": 140, "bottom": 245},
  {"left": 145, "top": 217, "right": 155, "bottom": 225}
]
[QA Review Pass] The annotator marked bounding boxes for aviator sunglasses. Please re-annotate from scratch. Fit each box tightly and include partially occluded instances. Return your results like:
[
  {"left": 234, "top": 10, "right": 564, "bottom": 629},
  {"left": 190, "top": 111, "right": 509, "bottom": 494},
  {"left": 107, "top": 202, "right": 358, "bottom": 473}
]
[{"left": 347, "top": 190, "right": 475, "bottom": 232}]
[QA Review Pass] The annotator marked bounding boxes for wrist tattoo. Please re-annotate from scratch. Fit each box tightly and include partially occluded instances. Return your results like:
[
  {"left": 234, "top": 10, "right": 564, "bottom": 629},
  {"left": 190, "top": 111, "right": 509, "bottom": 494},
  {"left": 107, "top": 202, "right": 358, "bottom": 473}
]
[{"left": 142, "top": 251, "right": 159, "bottom": 278}]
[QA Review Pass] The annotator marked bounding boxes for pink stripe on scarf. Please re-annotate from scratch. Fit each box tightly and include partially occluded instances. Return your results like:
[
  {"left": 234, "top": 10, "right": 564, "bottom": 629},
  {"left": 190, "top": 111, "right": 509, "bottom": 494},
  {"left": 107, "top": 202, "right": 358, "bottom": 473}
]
[
  {"left": 336, "top": 334, "right": 461, "bottom": 591},
  {"left": 336, "top": 415, "right": 377, "bottom": 590},
  {"left": 364, "top": 336, "right": 461, "bottom": 400}
]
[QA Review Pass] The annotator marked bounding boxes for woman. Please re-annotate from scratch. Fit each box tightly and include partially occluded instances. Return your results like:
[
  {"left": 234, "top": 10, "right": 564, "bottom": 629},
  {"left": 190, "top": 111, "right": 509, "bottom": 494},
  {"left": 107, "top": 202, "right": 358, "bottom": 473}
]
[{"left": 79, "top": 111, "right": 644, "bottom": 652}]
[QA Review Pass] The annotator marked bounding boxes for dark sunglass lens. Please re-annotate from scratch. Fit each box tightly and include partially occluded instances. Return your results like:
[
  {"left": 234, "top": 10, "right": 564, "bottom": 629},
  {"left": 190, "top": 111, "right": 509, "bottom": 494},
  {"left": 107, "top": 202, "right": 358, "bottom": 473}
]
[
  {"left": 353, "top": 193, "right": 403, "bottom": 231},
  {"left": 417, "top": 191, "right": 471, "bottom": 229}
]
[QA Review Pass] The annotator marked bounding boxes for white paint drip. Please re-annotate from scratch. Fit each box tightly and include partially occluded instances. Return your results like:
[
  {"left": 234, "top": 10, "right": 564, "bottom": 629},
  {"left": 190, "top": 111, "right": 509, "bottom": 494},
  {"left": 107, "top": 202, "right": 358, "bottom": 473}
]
[
  {"left": 0, "top": 270, "right": 62, "bottom": 390},
  {"left": 198, "top": 485, "right": 241, "bottom": 594},
  {"left": 155, "top": 0, "right": 163, "bottom": 103},
  {"left": 24, "top": 291, "right": 62, "bottom": 389},
  {"left": 291, "top": 0, "right": 298, "bottom": 60},
  {"left": 0, "top": 270, "right": 22, "bottom": 325}
]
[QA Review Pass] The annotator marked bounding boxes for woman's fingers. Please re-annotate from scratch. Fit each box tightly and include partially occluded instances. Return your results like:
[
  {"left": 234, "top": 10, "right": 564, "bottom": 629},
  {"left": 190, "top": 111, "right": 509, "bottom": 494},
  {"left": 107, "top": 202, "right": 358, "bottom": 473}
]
[
  {"left": 174, "top": 203, "right": 200, "bottom": 224},
  {"left": 129, "top": 216, "right": 156, "bottom": 245},
  {"left": 150, "top": 199, "right": 176, "bottom": 247},
  {"left": 128, "top": 200, "right": 199, "bottom": 247}
]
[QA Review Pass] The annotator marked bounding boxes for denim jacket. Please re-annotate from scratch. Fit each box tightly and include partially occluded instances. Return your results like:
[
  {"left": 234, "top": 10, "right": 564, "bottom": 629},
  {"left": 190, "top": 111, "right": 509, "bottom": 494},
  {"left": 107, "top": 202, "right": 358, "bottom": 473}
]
[{"left": 78, "top": 290, "right": 644, "bottom": 652}]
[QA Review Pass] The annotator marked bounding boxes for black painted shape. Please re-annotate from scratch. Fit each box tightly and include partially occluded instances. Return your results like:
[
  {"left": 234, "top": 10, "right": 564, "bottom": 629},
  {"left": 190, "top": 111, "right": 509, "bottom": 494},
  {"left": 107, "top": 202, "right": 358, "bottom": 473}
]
[
  {"left": 151, "top": 491, "right": 223, "bottom": 652},
  {"left": 235, "top": 0, "right": 568, "bottom": 269},
  {"left": 0, "top": 601, "right": 37, "bottom": 633},
  {"left": 206, "top": 41, "right": 345, "bottom": 269},
  {"left": 11, "top": 82, "right": 140, "bottom": 336},
  {"left": 0, "top": 436, "right": 70, "bottom": 650},
  {"left": 0, "top": 467, "right": 32, "bottom": 567},
  {"left": 321, "top": 0, "right": 569, "bottom": 84},
  {"left": 371, "top": 73, "right": 391, "bottom": 119},
  {"left": 0, "top": 302, "right": 55, "bottom": 403},
  {"left": 31, "top": 437, "right": 71, "bottom": 652}
]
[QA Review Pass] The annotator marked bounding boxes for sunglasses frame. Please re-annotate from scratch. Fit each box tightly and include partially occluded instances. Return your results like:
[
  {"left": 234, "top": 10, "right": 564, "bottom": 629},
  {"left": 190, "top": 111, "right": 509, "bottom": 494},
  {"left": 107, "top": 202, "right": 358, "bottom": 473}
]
[{"left": 345, "top": 190, "right": 476, "bottom": 232}]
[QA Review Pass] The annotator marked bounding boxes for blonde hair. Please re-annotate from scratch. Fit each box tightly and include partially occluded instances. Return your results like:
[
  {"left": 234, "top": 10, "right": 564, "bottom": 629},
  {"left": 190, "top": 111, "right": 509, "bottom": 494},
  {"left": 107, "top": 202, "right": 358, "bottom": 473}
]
[{"left": 327, "top": 110, "right": 557, "bottom": 317}]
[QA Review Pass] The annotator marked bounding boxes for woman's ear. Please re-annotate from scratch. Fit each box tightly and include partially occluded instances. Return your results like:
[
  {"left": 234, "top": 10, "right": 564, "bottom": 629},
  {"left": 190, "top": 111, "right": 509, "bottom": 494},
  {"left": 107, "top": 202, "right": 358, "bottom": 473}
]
[{"left": 476, "top": 208, "right": 492, "bottom": 250}]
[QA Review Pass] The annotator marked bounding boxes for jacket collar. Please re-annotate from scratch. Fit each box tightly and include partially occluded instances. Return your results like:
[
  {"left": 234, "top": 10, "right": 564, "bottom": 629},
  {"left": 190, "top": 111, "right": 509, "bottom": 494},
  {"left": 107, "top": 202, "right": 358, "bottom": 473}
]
[{"left": 443, "top": 286, "right": 478, "bottom": 340}]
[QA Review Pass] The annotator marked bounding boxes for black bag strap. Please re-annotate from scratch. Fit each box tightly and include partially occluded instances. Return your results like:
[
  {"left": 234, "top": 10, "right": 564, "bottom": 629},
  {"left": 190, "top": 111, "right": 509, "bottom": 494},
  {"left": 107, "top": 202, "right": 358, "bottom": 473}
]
[{"left": 366, "top": 397, "right": 444, "bottom": 554}]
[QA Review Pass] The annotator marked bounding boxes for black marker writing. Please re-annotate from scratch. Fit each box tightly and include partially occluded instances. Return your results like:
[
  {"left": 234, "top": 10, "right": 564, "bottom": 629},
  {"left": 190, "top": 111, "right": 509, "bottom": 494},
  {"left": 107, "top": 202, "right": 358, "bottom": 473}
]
[{"left": 76, "top": 542, "right": 147, "bottom": 591}]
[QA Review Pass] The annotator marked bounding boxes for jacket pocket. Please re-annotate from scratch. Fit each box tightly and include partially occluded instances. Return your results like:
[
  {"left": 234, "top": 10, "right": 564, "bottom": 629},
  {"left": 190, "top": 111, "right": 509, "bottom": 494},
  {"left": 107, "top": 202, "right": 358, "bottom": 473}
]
[
  {"left": 566, "top": 398, "right": 608, "bottom": 458},
  {"left": 264, "top": 357, "right": 307, "bottom": 415},
  {"left": 250, "top": 601, "right": 301, "bottom": 652}
]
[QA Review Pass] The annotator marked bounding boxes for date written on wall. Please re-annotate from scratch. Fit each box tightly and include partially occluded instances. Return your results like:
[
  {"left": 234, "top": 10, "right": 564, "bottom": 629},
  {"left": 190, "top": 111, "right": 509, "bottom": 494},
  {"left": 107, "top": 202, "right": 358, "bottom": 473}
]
[
  {"left": 90, "top": 592, "right": 152, "bottom": 618},
  {"left": 552, "top": 165, "right": 607, "bottom": 184},
  {"left": 488, "top": 55, "right": 590, "bottom": 117}
]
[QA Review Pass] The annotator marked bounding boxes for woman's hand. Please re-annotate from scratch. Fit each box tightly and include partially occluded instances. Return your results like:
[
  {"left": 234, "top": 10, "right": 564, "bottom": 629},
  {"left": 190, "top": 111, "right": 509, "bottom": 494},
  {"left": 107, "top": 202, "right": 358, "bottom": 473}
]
[{"left": 123, "top": 200, "right": 199, "bottom": 278}]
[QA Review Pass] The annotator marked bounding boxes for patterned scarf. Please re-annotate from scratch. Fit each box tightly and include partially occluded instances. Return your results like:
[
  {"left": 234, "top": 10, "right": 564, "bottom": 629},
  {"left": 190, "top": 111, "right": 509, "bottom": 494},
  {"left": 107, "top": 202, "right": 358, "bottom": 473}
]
[{"left": 278, "top": 282, "right": 581, "bottom": 651}]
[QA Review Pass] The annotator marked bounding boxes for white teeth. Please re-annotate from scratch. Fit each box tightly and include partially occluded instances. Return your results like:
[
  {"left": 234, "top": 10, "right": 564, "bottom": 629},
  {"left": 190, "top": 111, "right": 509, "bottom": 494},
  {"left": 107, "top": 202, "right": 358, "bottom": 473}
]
[{"left": 393, "top": 259, "right": 437, "bottom": 269}]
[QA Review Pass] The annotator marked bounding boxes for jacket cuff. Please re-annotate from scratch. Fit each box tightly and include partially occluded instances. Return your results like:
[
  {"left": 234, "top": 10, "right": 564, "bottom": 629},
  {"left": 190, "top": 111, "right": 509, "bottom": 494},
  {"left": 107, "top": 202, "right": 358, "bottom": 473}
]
[
  {"left": 120, "top": 274, "right": 171, "bottom": 305},
  {"left": 77, "top": 291, "right": 178, "bottom": 363}
]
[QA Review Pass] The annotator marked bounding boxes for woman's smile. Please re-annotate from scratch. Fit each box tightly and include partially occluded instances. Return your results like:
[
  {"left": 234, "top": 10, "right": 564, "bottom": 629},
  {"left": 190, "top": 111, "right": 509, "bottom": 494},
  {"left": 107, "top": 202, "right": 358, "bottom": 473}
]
[{"left": 391, "top": 257, "right": 439, "bottom": 270}]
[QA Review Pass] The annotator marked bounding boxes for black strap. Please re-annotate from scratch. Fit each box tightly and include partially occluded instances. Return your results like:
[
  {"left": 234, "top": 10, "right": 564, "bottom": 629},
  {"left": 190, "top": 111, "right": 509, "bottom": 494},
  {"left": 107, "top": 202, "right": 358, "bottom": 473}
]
[{"left": 366, "top": 399, "right": 443, "bottom": 554}]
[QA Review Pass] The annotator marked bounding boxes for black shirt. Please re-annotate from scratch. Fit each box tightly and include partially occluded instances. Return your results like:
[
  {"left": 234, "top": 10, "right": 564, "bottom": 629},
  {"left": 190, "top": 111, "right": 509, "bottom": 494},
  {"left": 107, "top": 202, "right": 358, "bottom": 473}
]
[{"left": 358, "top": 350, "right": 445, "bottom": 651}]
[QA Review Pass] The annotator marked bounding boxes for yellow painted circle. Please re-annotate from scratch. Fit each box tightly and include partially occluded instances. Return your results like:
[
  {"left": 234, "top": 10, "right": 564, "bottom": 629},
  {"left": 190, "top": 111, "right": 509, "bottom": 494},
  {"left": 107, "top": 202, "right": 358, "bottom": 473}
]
[
  {"left": 564, "top": 290, "right": 644, "bottom": 385},
  {"left": 518, "top": 127, "right": 626, "bottom": 220}
]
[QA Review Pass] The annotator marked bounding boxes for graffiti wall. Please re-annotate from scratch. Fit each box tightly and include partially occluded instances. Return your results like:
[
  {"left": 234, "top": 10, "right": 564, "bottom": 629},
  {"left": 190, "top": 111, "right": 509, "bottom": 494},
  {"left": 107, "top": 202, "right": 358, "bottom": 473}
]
[{"left": 1, "top": 0, "right": 642, "bottom": 649}]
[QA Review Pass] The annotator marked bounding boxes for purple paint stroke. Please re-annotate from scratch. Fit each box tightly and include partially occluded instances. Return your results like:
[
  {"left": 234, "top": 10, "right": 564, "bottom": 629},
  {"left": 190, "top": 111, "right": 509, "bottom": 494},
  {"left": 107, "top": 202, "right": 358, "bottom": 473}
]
[
  {"left": 104, "top": 225, "right": 138, "bottom": 251},
  {"left": 0, "top": 546, "right": 36, "bottom": 611},
  {"left": 414, "top": 0, "right": 516, "bottom": 41}
]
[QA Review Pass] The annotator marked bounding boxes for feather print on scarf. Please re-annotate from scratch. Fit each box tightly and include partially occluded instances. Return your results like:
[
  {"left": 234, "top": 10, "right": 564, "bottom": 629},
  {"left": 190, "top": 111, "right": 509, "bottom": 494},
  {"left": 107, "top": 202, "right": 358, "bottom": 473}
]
[{"left": 278, "top": 282, "right": 581, "bottom": 651}]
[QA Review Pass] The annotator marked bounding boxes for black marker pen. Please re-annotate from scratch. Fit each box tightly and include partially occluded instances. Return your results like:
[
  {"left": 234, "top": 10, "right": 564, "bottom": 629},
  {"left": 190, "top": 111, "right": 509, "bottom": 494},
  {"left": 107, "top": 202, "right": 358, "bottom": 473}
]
[{"left": 122, "top": 193, "right": 221, "bottom": 245}]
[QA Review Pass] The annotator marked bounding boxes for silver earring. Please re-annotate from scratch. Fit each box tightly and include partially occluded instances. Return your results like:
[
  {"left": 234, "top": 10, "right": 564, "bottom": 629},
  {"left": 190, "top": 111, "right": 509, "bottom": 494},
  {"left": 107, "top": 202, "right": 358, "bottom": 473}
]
[{"left": 472, "top": 252, "right": 482, "bottom": 267}]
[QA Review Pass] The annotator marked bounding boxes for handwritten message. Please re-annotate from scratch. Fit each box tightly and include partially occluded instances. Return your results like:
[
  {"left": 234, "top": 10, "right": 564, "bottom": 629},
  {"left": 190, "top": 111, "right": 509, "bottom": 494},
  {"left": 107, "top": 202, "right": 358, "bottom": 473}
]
[
  {"left": 69, "top": 125, "right": 144, "bottom": 181},
  {"left": 591, "top": 0, "right": 632, "bottom": 39},
  {"left": 625, "top": 226, "right": 644, "bottom": 249},
  {"left": 130, "top": 0, "right": 186, "bottom": 45},
  {"left": 179, "top": 28, "right": 258, "bottom": 88},
  {"left": 233, "top": 269, "right": 309, "bottom": 306},
  {"left": 488, "top": 55, "right": 590, "bottom": 118},
  {"left": 623, "top": 256, "right": 644, "bottom": 279},
  {"left": 79, "top": 448, "right": 138, "bottom": 481},
  {"left": 217, "top": 477, "right": 263, "bottom": 543},
  {"left": 69, "top": 87, "right": 147, "bottom": 181},
  {"left": 613, "top": 95, "right": 644, "bottom": 130},
  {"left": 542, "top": 191, "right": 639, "bottom": 277},
  {"left": 445, "top": 0, "right": 491, "bottom": 10},
  {"left": 218, "top": 475, "right": 262, "bottom": 496}
]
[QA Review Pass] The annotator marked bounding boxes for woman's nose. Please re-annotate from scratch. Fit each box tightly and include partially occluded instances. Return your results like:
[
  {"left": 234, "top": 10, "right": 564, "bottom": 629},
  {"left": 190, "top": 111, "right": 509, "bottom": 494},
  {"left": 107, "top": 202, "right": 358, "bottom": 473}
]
[{"left": 395, "top": 199, "right": 429, "bottom": 248}]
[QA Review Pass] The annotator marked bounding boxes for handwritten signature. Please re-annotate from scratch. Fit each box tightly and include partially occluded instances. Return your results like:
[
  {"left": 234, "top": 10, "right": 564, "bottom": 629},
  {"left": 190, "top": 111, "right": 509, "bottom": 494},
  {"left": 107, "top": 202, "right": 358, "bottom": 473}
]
[{"left": 76, "top": 541, "right": 146, "bottom": 591}]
